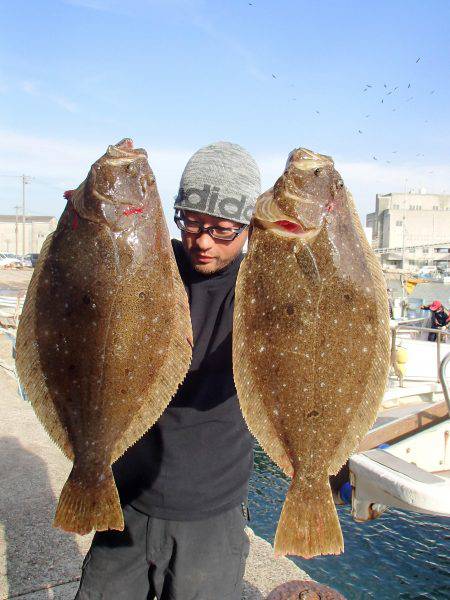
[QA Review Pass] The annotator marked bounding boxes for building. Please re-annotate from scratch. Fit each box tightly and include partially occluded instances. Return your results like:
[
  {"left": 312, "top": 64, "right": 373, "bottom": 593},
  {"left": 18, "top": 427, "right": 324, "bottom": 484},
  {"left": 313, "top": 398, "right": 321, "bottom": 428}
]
[
  {"left": 366, "top": 191, "right": 450, "bottom": 272},
  {"left": 0, "top": 215, "right": 57, "bottom": 255}
]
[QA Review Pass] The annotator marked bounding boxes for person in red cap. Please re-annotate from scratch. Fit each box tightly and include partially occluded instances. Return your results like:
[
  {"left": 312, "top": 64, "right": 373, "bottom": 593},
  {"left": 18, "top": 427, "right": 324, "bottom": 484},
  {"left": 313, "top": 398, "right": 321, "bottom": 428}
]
[{"left": 420, "top": 300, "right": 450, "bottom": 341}]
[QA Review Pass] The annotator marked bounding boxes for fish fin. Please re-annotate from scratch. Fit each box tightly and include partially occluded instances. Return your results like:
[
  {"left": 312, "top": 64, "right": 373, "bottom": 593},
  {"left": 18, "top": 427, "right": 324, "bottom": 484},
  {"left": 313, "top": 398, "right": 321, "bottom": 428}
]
[
  {"left": 54, "top": 464, "right": 123, "bottom": 535},
  {"left": 233, "top": 258, "right": 293, "bottom": 477},
  {"left": 274, "top": 474, "right": 343, "bottom": 558},
  {"left": 296, "top": 243, "right": 322, "bottom": 287},
  {"left": 15, "top": 232, "right": 74, "bottom": 460},
  {"left": 329, "top": 191, "right": 390, "bottom": 473},
  {"left": 111, "top": 251, "right": 192, "bottom": 461}
]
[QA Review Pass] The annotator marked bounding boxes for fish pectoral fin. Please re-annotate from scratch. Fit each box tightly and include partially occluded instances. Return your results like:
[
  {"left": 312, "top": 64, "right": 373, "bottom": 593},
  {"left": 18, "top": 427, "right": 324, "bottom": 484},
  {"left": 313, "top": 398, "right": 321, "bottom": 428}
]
[
  {"left": 53, "top": 463, "right": 124, "bottom": 535},
  {"left": 295, "top": 244, "right": 322, "bottom": 288}
]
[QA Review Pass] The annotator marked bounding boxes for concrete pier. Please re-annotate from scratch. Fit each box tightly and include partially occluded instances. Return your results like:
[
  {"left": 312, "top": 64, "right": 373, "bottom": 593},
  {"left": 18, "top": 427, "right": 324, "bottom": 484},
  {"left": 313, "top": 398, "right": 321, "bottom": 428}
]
[{"left": 0, "top": 331, "right": 308, "bottom": 600}]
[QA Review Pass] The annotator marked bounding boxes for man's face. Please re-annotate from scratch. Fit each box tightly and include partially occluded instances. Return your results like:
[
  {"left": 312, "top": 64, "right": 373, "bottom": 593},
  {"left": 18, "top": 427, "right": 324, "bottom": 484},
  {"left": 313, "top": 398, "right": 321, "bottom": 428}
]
[{"left": 180, "top": 210, "right": 248, "bottom": 275}]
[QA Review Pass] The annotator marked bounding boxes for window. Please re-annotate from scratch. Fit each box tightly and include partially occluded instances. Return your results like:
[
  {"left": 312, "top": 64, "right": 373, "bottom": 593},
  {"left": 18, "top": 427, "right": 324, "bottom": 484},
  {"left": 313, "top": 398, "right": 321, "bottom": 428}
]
[
  {"left": 395, "top": 220, "right": 403, "bottom": 226},
  {"left": 393, "top": 204, "right": 400, "bottom": 209},
  {"left": 423, "top": 248, "right": 429, "bottom": 254}
]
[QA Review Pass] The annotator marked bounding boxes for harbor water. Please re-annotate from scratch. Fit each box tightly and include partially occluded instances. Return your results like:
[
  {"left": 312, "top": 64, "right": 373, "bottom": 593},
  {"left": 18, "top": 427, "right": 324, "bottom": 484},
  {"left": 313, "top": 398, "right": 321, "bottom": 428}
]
[{"left": 249, "top": 444, "right": 450, "bottom": 600}]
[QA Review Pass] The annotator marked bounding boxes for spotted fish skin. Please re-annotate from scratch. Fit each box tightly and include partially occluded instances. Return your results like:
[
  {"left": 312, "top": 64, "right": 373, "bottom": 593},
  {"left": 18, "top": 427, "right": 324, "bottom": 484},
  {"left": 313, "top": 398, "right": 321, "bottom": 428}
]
[
  {"left": 16, "top": 139, "right": 192, "bottom": 535},
  {"left": 233, "top": 148, "right": 390, "bottom": 558}
]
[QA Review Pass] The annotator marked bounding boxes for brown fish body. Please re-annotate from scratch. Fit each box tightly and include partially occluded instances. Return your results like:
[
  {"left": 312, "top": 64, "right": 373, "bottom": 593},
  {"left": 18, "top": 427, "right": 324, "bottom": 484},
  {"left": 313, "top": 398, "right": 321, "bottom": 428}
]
[
  {"left": 16, "top": 140, "right": 192, "bottom": 534},
  {"left": 233, "top": 148, "right": 390, "bottom": 558}
]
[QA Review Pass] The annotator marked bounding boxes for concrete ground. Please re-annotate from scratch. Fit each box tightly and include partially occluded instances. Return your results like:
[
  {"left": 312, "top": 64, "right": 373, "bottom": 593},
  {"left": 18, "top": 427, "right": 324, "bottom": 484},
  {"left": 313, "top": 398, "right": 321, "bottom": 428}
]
[
  {"left": 0, "top": 267, "right": 33, "bottom": 294},
  {"left": 0, "top": 330, "right": 308, "bottom": 600}
]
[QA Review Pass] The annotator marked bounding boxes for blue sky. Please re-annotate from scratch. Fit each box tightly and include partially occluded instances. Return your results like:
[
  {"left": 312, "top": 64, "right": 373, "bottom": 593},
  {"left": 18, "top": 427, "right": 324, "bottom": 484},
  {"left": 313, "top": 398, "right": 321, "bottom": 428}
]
[{"left": 1, "top": 0, "right": 449, "bottom": 236}]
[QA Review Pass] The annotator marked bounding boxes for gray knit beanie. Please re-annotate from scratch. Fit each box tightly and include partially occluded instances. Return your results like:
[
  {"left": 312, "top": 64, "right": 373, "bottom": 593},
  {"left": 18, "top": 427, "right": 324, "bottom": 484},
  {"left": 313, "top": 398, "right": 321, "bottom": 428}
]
[{"left": 174, "top": 141, "right": 261, "bottom": 225}]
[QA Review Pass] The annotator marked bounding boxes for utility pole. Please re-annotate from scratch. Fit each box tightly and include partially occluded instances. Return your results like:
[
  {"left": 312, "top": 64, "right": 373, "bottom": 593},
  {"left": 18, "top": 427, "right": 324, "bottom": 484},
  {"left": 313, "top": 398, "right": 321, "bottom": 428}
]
[
  {"left": 21, "top": 175, "right": 32, "bottom": 257},
  {"left": 13, "top": 205, "right": 20, "bottom": 255}
]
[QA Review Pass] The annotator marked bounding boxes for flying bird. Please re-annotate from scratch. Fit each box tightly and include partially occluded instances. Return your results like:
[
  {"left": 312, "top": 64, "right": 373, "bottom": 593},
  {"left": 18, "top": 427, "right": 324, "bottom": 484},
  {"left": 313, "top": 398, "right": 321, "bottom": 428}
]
[
  {"left": 272, "top": 74, "right": 277, "bottom": 79},
  {"left": 430, "top": 90, "right": 435, "bottom": 94},
  {"left": 416, "top": 57, "right": 421, "bottom": 63},
  {"left": 365, "top": 114, "right": 370, "bottom": 118},
  {"left": 358, "top": 130, "right": 363, "bottom": 134},
  {"left": 315, "top": 110, "right": 320, "bottom": 114},
  {"left": 373, "top": 156, "right": 378, "bottom": 161},
  {"left": 408, "top": 83, "right": 411, "bottom": 88}
]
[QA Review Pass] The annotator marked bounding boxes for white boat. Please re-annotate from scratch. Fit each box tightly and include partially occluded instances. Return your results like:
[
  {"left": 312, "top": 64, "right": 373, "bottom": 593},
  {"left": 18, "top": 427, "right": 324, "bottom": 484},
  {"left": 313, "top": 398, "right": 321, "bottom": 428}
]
[{"left": 349, "top": 321, "right": 450, "bottom": 521}]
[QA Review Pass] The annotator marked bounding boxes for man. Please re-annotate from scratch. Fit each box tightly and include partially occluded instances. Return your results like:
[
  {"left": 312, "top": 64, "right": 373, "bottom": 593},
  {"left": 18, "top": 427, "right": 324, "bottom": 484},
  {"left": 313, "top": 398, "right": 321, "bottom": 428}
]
[
  {"left": 75, "top": 141, "right": 261, "bottom": 600},
  {"left": 420, "top": 300, "right": 450, "bottom": 341}
]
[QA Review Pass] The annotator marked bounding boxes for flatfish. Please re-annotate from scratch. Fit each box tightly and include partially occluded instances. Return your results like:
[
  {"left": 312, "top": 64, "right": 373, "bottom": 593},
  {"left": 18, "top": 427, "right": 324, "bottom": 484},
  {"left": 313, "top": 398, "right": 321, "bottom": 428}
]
[
  {"left": 233, "top": 148, "right": 390, "bottom": 558},
  {"left": 16, "top": 139, "right": 192, "bottom": 535}
]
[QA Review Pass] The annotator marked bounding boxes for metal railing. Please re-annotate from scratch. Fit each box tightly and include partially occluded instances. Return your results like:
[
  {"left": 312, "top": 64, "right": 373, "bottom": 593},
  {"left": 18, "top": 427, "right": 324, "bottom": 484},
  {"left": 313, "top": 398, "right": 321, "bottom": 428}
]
[
  {"left": 390, "top": 319, "right": 450, "bottom": 387},
  {"left": 438, "top": 352, "right": 450, "bottom": 414}
]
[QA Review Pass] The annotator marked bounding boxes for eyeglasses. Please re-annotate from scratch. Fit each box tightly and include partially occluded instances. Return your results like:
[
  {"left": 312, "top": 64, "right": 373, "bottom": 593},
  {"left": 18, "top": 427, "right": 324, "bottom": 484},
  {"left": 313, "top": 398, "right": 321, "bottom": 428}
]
[{"left": 174, "top": 210, "right": 248, "bottom": 241}]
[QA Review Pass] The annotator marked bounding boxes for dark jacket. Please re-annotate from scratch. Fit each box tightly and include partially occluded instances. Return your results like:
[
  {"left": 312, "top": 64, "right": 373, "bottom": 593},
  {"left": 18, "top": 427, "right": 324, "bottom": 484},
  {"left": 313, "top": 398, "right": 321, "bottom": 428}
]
[
  {"left": 422, "top": 306, "right": 450, "bottom": 328},
  {"left": 113, "top": 240, "right": 254, "bottom": 520}
]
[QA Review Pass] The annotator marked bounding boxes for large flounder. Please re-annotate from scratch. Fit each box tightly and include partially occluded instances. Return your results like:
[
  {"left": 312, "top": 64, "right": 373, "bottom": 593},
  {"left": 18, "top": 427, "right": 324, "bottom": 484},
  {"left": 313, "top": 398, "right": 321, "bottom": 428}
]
[
  {"left": 16, "top": 139, "right": 192, "bottom": 535},
  {"left": 233, "top": 148, "right": 390, "bottom": 558}
]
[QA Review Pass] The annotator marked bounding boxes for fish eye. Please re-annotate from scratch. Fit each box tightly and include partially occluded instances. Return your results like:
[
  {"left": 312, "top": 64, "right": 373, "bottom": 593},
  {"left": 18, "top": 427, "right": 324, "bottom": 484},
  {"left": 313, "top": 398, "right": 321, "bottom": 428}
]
[
  {"left": 337, "top": 179, "right": 344, "bottom": 188},
  {"left": 314, "top": 168, "right": 322, "bottom": 176}
]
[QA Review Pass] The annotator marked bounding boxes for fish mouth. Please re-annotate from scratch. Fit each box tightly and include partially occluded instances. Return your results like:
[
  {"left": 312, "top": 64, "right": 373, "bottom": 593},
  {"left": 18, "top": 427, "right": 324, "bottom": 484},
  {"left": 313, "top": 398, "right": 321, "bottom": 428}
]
[
  {"left": 253, "top": 189, "right": 320, "bottom": 241},
  {"left": 272, "top": 219, "right": 318, "bottom": 239},
  {"left": 286, "top": 147, "right": 333, "bottom": 171},
  {"left": 105, "top": 139, "right": 148, "bottom": 164}
]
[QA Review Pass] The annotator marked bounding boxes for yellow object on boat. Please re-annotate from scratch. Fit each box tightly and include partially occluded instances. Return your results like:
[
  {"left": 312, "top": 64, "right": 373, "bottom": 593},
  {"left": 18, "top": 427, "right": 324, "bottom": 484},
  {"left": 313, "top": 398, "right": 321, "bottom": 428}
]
[{"left": 395, "top": 345, "right": 408, "bottom": 376}]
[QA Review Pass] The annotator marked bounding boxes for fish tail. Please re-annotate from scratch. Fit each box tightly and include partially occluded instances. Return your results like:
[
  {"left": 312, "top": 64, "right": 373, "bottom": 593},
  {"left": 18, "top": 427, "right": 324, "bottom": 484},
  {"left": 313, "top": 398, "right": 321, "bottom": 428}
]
[
  {"left": 274, "top": 473, "right": 343, "bottom": 558},
  {"left": 53, "top": 463, "right": 124, "bottom": 535}
]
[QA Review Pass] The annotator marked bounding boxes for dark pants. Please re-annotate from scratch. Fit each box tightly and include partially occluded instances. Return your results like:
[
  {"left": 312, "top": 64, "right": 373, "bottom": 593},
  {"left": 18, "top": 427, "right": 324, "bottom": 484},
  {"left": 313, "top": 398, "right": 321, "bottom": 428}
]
[{"left": 75, "top": 504, "right": 250, "bottom": 600}]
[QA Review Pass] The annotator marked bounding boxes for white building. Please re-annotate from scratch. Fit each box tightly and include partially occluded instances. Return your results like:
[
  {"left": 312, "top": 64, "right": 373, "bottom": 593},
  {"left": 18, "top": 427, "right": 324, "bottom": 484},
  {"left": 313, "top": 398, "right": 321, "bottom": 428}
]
[
  {"left": 0, "top": 215, "right": 57, "bottom": 255},
  {"left": 366, "top": 191, "right": 450, "bottom": 271}
]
